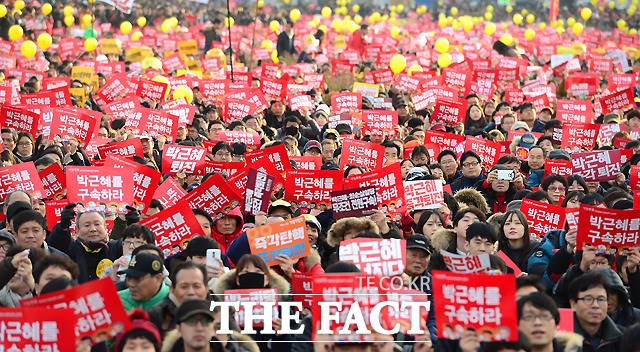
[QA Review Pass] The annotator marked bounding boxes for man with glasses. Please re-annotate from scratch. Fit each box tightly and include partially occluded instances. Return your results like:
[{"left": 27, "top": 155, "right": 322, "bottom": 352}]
[
  {"left": 569, "top": 271, "right": 622, "bottom": 352},
  {"left": 438, "top": 150, "right": 460, "bottom": 184},
  {"left": 451, "top": 151, "right": 485, "bottom": 194}
]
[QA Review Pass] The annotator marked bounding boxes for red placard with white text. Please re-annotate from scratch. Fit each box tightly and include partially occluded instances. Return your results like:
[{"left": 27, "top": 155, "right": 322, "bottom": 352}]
[
  {"left": 224, "top": 289, "right": 278, "bottom": 328},
  {"left": 97, "top": 138, "right": 144, "bottom": 160},
  {"left": 431, "top": 99, "right": 467, "bottom": 126},
  {"left": 404, "top": 180, "right": 445, "bottom": 210},
  {"left": 140, "top": 201, "right": 205, "bottom": 255},
  {"left": 340, "top": 139, "right": 385, "bottom": 170},
  {"left": 343, "top": 163, "right": 405, "bottom": 216},
  {"left": 104, "top": 155, "right": 161, "bottom": 211},
  {"left": 48, "top": 108, "right": 98, "bottom": 145},
  {"left": 464, "top": 136, "right": 500, "bottom": 167},
  {"left": 599, "top": 87, "right": 634, "bottom": 115},
  {"left": 246, "top": 216, "right": 310, "bottom": 266},
  {"left": 66, "top": 166, "right": 135, "bottom": 210},
  {"left": 290, "top": 155, "right": 322, "bottom": 170},
  {"left": 560, "top": 123, "right": 599, "bottom": 152},
  {"left": 0, "top": 162, "right": 46, "bottom": 200},
  {"left": 216, "top": 130, "right": 261, "bottom": 148},
  {"left": 38, "top": 162, "right": 66, "bottom": 200},
  {"left": 424, "top": 130, "right": 466, "bottom": 151},
  {"left": 161, "top": 145, "right": 207, "bottom": 175},
  {"left": 181, "top": 173, "right": 242, "bottom": 219},
  {"left": 339, "top": 238, "right": 406, "bottom": 276},
  {"left": 571, "top": 149, "right": 622, "bottom": 182},
  {"left": 21, "top": 278, "right": 132, "bottom": 340},
  {"left": 543, "top": 159, "right": 573, "bottom": 177},
  {"left": 441, "top": 251, "right": 491, "bottom": 273},
  {"left": 630, "top": 166, "right": 640, "bottom": 190},
  {"left": 245, "top": 144, "right": 291, "bottom": 175},
  {"left": 331, "top": 92, "right": 362, "bottom": 114},
  {"left": 135, "top": 78, "right": 168, "bottom": 103},
  {"left": 0, "top": 105, "right": 39, "bottom": 136},
  {"left": 284, "top": 170, "right": 343, "bottom": 208},
  {"left": 0, "top": 307, "right": 75, "bottom": 351},
  {"left": 520, "top": 198, "right": 567, "bottom": 238},
  {"left": 152, "top": 177, "right": 187, "bottom": 209},
  {"left": 432, "top": 271, "right": 517, "bottom": 341},
  {"left": 576, "top": 204, "right": 640, "bottom": 252},
  {"left": 362, "top": 110, "right": 398, "bottom": 134}
]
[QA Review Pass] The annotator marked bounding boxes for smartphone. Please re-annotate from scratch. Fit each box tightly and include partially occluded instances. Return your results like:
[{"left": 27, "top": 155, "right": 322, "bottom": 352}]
[
  {"left": 206, "top": 249, "right": 222, "bottom": 268},
  {"left": 496, "top": 169, "right": 515, "bottom": 181}
]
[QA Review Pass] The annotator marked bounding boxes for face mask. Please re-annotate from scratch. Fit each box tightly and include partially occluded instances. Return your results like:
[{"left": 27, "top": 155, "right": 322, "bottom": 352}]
[
  {"left": 238, "top": 272, "right": 265, "bottom": 289},
  {"left": 284, "top": 126, "right": 299, "bottom": 136}
]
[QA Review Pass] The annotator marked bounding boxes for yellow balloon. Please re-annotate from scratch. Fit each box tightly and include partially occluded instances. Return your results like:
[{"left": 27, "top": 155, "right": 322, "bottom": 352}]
[
  {"left": 0, "top": 4, "right": 7, "bottom": 18},
  {"left": 434, "top": 37, "right": 450, "bottom": 54},
  {"left": 257, "top": 0, "right": 264, "bottom": 7},
  {"left": 571, "top": 22, "right": 584, "bottom": 35},
  {"left": 318, "top": 24, "right": 328, "bottom": 33},
  {"left": 438, "top": 16, "right": 448, "bottom": 27},
  {"left": 618, "top": 19, "right": 627, "bottom": 29},
  {"left": 271, "top": 50, "right": 279, "bottom": 64},
  {"left": 261, "top": 39, "right": 273, "bottom": 50},
  {"left": 591, "top": 0, "right": 598, "bottom": 5},
  {"left": 487, "top": 5, "right": 494, "bottom": 12},
  {"left": 513, "top": 14, "right": 523, "bottom": 25},
  {"left": 463, "top": 20, "right": 473, "bottom": 32},
  {"left": 64, "top": 15, "right": 74, "bottom": 27},
  {"left": 269, "top": 20, "right": 279, "bottom": 33},
  {"left": 539, "top": 22, "right": 547, "bottom": 30},
  {"left": 396, "top": 4, "right": 404, "bottom": 12},
  {"left": 354, "top": 15, "right": 362, "bottom": 24},
  {"left": 526, "top": 14, "right": 535, "bottom": 24},
  {"left": 20, "top": 40, "right": 36, "bottom": 59},
  {"left": 225, "top": 16, "right": 234, "bottom": 27},
  {"left": 120, "top": 21, "right": 132, "bottom": 34},
  {"left": 137, "top": 17, "right": 147, "bottom": 27},
  {"left": 352, "top": 4, "right": 360, "bottom": 13},
  {"left": 131, "top": 31, "right": 143, "bottom": 41},
  {"left": 630, "top": 28, "right": 638, "bottom": 35},
  {"left": 506, "top": 5, "right": 513, "bottom": 13},
  {"left": 484, "top": 22, "right": 496, "bottom": 35},
  {"left": 173, "top": 85, "right": 193, "bottom": 103},
  {"left": 152, "top": 75, "right": 170, "bottom": 97},
  {"left": 321, "top": 7, "right": 332, "bottom": 18},
  {"left": 484, "top": 12, "right": 493, "bottom": 20},
  {"left": 628, "top": 6, "right": 636, "bottom": 16},
  {"left": 14, "top": 0, "right": 25, "bottom": 10},
  {"left": 581, "top": 8, "right": 592, "bottom": 20},
  {"left": 500, "top": 33, "right": 514, "bottom": 46},
  {"left": 37, "top": 33, "right": 52, "bottom": 50},
  {"left": 389, "top": 53, "right": 406, "bottom": 74},
  {"left": 142, "top": 57, "right": 162, "bottom": 70},
  {"left": 608, "top": 1, "right": 615, "bottom": 9},
  {"left": 450, "top": 7, "right": 458, "bottom": 16},
  {"left": 8, "top": 25, "right": 23, "bottom": 41},
  {"left": 63, "top": 5, "right": 73, "bottom": 17},
  {"left": 84, "top": 38, "right": 98, "bottom": 52},
  {"left": 82, "top": 14, "right": 92, "bottom": 24},
  {"left": 557, "top": 27, "right": 565, "bottom": 35},
  {"left": 437, "top": 53, "right": 452, "bottom": 68},
  {"left": 525, "top": 28, "right": 536, "bottom": 41},
  {"left": 567, "top": 17, "right": 576, "bottom": 27},
  {"left": 161, "top": 21, "right": 171, "bottom": 33},
  {"left": 407, "top": 64, "right": 423, "bottom": 76},
  {"left": 290, "top": 8, "right": 301, "bottom": 22}
]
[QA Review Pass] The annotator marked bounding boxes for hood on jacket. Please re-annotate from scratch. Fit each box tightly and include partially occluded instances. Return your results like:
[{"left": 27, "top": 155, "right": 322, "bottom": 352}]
[
  {"left": 431, "top": 228, "right": 457, "bottom": 253},
  {"left": 326, "top": 217, "right": 379, "bottom": 247},
  {"left": 213, "top": 268, "right": 290, "bottom": 297},
  {"left": 162, "top": 329, "right": 260, "bottom": 352},
  {"left": 593, "top": 268, "right": 631, "bottom": 305},
  {"left": 211, "top": 207, "right": 244, "bottom": 252},
  {"left": 554, "top": 331, "right": 584, "bottom": 352},
  {"left": 454, "top": 188, "right": 490, "bottom": 215}
]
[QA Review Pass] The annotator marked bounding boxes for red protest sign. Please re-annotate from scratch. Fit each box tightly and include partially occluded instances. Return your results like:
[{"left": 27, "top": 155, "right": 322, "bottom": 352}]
[
  {"left": 404, "top": 180, "right": 445, "bottom": 210},
  {"left": 45, "top": 199, "right": 71, "bottom": 231},
  {"left": 291, "top": 273, "right": 313, "bottom": 309},
  {"left": 599, "top": 87, "right": 634, "bottom": 115},
  {"left": 339, "top": 238, "right": 406, "bottom": 276},
  {"left": 464, "top": 136, "right": 500, "bottom": 167},
  {"left": 331, "top": 92, "right": 362, "bottom": 114},
  {"left": 571, "top": 149, "right": 622, "bottom": 182},
  {"left": 576, "top": 204, "right": 640, "bottom": 252},
  {"left": 162, "top": 145, "right": 207, "bottom": 175},
  {"left": 386, "top": 287, "right": 431, "bottom": 334},
  {"left": 104, "top": 97, "right": 140, "bottom": 120},
  {"left": 94, "top": 74, "right": 129, "bottom": 107},
  {"left": 182, "top": 173, "right": 242, "bottom": 219},
  {"left": 135, "top": 78, "right": 168, "bottom": 103},
  {"left": 630, "top": 165, "right": 640, "bottom": 190},
  {"left": 432, "top": 270, "right": 517, "bottom": 341},
  {"left": 135, "top": 108, "right": 179, "bottom": 142},
  {"left": 246, "top": 216, "right": 310, "bottom": 266},
  {"left": 560, "top": 123, "right": 600, "bottom": 152},
  {"left": 441, "top": 251, "right": 491, "bottom": 273},
  {"left": 223, "top": 98, "right": 257, "bottom": 121},
  {"left": 565, "top": 73, "right": 598, "bottom": 98},
  {"left": 66, "top": 166, "right": 135, "bottom": 209},
  {"left": 520, "top": 198, "right": 567, "bottom": 238},
  {"left": 0, "top": 162, "right": 46, "bottom": 200},
  {"left": 343, "top": 164, "right": 405, "bottom": 216},
  {"left": 224, "top": 288, "right": 278, "bottom": 328},
  {"left": 203, "top": 160, "right": 245, "bottom": 179},
  {"left": 285, "top": 170, "right": 343, "bottom": 208},
  {"left": 104, "top": 155, "right": 161, "bottom": 211},
  {"left": 21, "top": 278, "right": 132, "bottom": 340},
  {"left": 0, "top": 307, "right": 75, "bottom": 351},
  {"left": 361, "top": 110, "right": 398, "bottom": 134},
  {"left": 341, "top": 139, "right": 385, "bottom": 170},
  {"left": 424, "top": 130, "right": 466, "bottom": 150},
  {"left": 163, "top": 104, "right": 196, "bottom": 125},
  {"left": 153, "top": 177, "right": 187, "bottom": 209},
  {"left": 38, "top": 162, "right": 66, "bottom": 200},
  {"left": 556, "top": 99, "right": 594, "bottom": 124},
  {"left": 543, "top": 159, "right": 573, "bottom": 177},
  {"left": 48, "top": 108, "right": 98, "bottom": 145},
  {"left": 260, "top": 77, "right": 286, "bottom": 100},
  {"left": 140, "top": 201, "right": 205, "bottom": 256},
  {"left": 288, "top": 94, "right": 314, "bottom": 112},
  {"left": 0, "top": 105, "right": 39, "bottom": 136},
  {"left": 97, "top": 138, "right": 144, "bottom": 159},
  {"left": 290, "top": 155, "right": 322, "bottom": 170},
  {"left": 245, "top": 144, "right": 291, "bottom": 175},
  {"left": 216, "top": 130, "right": 261, "bottom": 148},
  {"left": 244, "top": 168, "right": 275, "bottom": 216}
]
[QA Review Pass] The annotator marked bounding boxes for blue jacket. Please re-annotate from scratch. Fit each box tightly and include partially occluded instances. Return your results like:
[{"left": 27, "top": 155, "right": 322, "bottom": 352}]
[
  {"left": 526, "top": 169, "right": 545, "bottom": 188},
  {"left": 450, "top": 174, "right": 485, "bottom": 194},
  {"left": 528, "top": 229, "right": 567, "bottom": 290}
]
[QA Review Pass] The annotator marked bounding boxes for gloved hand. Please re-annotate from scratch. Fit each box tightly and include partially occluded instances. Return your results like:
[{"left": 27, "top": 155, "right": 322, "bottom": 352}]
[{"left": 60, "top": 203, "right": 77, "bottom": 229}]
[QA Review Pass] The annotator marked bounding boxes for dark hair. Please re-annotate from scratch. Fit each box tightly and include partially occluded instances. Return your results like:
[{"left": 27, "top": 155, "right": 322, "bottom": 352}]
[
  {"left": 33, "top": 254, "right": 80, "bottom": 284},
  {"left": 459, "top": 150, "right": 481, "bottom": 165},
  {"left": 326, "top": 261, "right": 361, "bottom": 273},
  {"left": 170, "top": 261, "right": 207, "bottom": 288},
  {"left": 516, "top": 275, "right": 545, "bottom": 293},
  {"left": 16, "top": 132, "right": 34, "bottom": 144},
  {"left": 568, "top": 271, "right": 609, "bottom": 302},
  {"left": 517, "top": 292, "right": 560, "bottom": 324},
  {"left": 464, "top": 104, "right": 488, "bottom": 131},
  {"left": 437, "top": 150, "right": 457, "bottom": 163},
  {"left": 414, "top": 210, "right": 444, "bottom": 233},
  {"left": 148, "top": 199, "right": 164, "bottom": 211},
  {"left": 566, "top": 175, "right": 589, "bottom": 193},
  {"left": 465, "top": 222, "right": 498, "bottom": 243},
  {"left": 0, "top": 128, "right": 17, "bottom": 142},
  {"left": 132, "top": 244, "right": 165, "bottom": 259},
  {"left": 411, "top": 145, "right": 430, "bottom": 164},
  {"left": 536, "top": 136, "right": 554, "bottom": 147},
  {"left": 122, "top": 224, "right": 155, "bottom": 244},
  {"left": 540, "top": 174, "right": 567, "bottom": 192},
  {"left": 34, "top": 155, "right": 57, "bottom": 169},
  {"left": 344, "top": 165, "right": 367, "bottom": 178},
  {"left": 562, "top": 191, "right": 586, "bottom": 207},
  {"left": 581, "top": 192, "right": 605, "bottom": 206},
  {"left": 40, "top": 277, "right": 77, "bottom": 295},
  {"left": 620, "top": 323, "right": 640, "bottom": 352},
  {"left": 235, "top": 254, "right": 270, "bottom": 279},
  {"left": 212, "top": 142, "right": 233, "bottom": 155},
  {"left": 382, "top": 141, "right": 401, "bottom": 157},
  {"left": 453, "top": 207, "right": 487, "bottom": 227},
  {"left": 497, "top": 154, "right": 521, "bottom": 166},
  {"left": 192, "top": 208, "right": 214, "bottom": 229},
  {"left": 12, "top": 210, "right": 46, "bottom": 233},
  {"left": 498, "top": 210, "right": 531, "bottom": 250},
  {"left": 524, "top": 190, "right": 554, "bottom": 203}
]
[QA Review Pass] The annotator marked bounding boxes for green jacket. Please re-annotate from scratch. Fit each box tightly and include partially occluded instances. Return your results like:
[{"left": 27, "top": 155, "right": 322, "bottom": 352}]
[{"left": 119, "top": 283, "right": 170, "bottom": 312}]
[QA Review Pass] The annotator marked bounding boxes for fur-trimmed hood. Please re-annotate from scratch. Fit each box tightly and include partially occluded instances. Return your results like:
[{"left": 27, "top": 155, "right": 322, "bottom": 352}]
[
  {"left": 162, "top": 329, "right": 260, "bottom": 352},
  {"left": 431, "top": 228, "right": 457, "bottom": 252},
  {"left": 453, "top": 188, "right": 490, "bottom": 215},
  {"left": 326, "top": 217, "right": 379, "bottom": 247},
  {"left": 213, "top": 269, "right": 291, "bottom": 297},
  {"left": 554, "top": 331, "right": 584, "bottom": 352}
]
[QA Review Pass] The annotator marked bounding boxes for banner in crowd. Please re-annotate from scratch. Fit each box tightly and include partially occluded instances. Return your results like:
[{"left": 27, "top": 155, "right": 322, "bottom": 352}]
[
  {"left": 441, "top": 251, "right": 491, "bottom": 273},
  {"left": 246, "top": 216, "right": 310, "bottom": 266},
  {"left": 339, "top": 238, "right": 406, "bottom": 276},
  {"left": 330, "top": 186, "right": 378, "bottom": 219},
  {"left": 140, "top": 200, "right": 205, "bottom": 255},
  {"left": 571, "top": 149, "right": 623, "bottom": 182},
  {"left": 404, "top": 179, "right": 444, "bottom": 210},
  {"left": 520, "top": 198, "right": 567, "bottom": 238},
  {"left": 284, "top": 170, "right": 343, "bottom": 209},
  {"left": 0, "top": 307, "right": 75, "bottom": 351},
  {"left": 340, "top": 139, "right": 385, "bottom": 170},
  {"left": 576, "top": 204, "right": 640, "bottom": 252},
  {"left": 244, "top": 168, "right": 275, "bottom": 216},
  {"left": 66, "top": 166, "right": 134, "bottom": 210},
  {"left": 224, "top": 288, "right": 278, "bottom": 328}
]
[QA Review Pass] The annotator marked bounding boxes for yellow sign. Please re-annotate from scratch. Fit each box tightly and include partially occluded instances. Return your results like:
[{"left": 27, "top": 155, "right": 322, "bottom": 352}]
[
  {"left": 71, "top": 66, "right": 95, "bottom": 85},
  {"left": 100, "top": 38, "right": 122, "bottom": 55},
  {"left": 125, "top": 46, "right": 154, "bottom": 62},
  {"left": 352, "top": 82, "right": 380, "bottom": 98},
  {"left": 69, "top": 87, "right": 87, "bottom": 106},
  {"left": 178, "top": 39, "right": 198, "bottom": 56}
]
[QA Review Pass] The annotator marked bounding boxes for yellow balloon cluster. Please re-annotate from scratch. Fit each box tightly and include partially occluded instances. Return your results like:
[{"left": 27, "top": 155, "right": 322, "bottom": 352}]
[
  {"left": 20, "top": 40, "right": 36, "bottom": 59},
  {"left": 173, "top": 85, "right": 193, "bottom": 103},
  {"left": 84, "top": 38, "right": 98, "bottom": 51},
  {"left": 137, "top": 17, "right": 147, "bottom": 27},
  {"left": 63, "top": 5, "right": 73, "bottom": 16},
  {"left": 8, "top": 25, "right": 23, "bottom": 41},
  {"left": 581, "top": 8, "right": 592, "bottom": 20},
  {"left": 321, "top": 7, "right": 332, "bottom": 18},
  {"left": 120, "top": 21, "right": 133, "bottom": 34},
  {"left": 64, "top": 15, "right": 74, "bottom": 27},
  {"left": 437, "top": 53, "right": 452, "bottom": 68},
  {"left": 434, "top": 37, "right": 450, "bottom": 53},
  {"left": 500, "top": 33, "right": 514, "bottom": 46},
  {"left": 0, "top": 4, "right": 7, "bottom": 18},
  {"left": 524, "top": 28, "right": 535, "bottom": 41},
  {"left": 484, "top": 22, "right": 496, "bottom": 35},
  {"left": 290, "top": 8, "right": 301, "bottom": 22},
  {"left": 389, "top": 54, "right": 406, "bottom": 74}
]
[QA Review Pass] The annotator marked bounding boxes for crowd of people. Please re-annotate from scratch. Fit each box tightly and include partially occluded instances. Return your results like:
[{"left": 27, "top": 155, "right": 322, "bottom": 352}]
[{"left": 1, "top": 0, "right": 640, "bottom": 351}]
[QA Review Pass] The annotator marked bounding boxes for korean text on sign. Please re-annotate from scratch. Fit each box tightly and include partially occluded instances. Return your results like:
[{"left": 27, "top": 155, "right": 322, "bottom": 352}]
[
  {"left": 339, "top": 238, "right": 406, "bottom": 276},
  {"left": 246, "top": 216, "right": 310, "bottom": 266}
]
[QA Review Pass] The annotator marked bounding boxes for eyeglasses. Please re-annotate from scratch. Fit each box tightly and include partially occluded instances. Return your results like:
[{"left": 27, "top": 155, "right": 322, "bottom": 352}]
[
  {"left": 462, "top": 161, "right": 480, "bottom": 168},
  {"left": 124, "top": 240, "right": 146, "bottom": 248},
  {"left": 547, "top": 186, "right": 566, "bottom": 192},
  {"left": 18, "top": 141, "right": 33, "bottom": 146},
  {"left": 576, "top": 296, "right": 607, "bottom": 305},
  {"left": 0, "top": 243, "right": 10, "bottom": 251},
  {"left": 521, "top": 313, "right": 555, "bottom": 322}
]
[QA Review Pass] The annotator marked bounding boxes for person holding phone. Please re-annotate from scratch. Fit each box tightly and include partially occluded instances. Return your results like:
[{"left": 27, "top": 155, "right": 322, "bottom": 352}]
[{"left": 477, "top": 164, "right": 518, "bottom": 215}]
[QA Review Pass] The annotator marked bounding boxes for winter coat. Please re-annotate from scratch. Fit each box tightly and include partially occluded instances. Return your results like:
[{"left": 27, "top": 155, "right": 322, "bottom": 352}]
[
  {"left": 211, "top": 207, "right": 244, "bottom": 254},
  {"left": 476, "top": 180, "right": 517, "bottom": 215},
  {"left": 118, "top": 282, "right": 170, "bottom": 312},
  {"left": 594, "top": 268, "right": 640, "bottom": 330},
  {"left": 452, "top": 188, "right": 490, "bottom": 216},
  {"left": 498, "top": 239, "right": 541, "bottom": 273},
  {"left": 161, "top": 329, "right": 259, "bottom": 352},
  {"left": 574, "top": 314, "right": 622, "bottom": 352},
  {"left": 450, "top": 174, "right": 485, "bottom": 194},
  {"left": 148, "top": 296, "right": 178, "bottom": 337}
]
